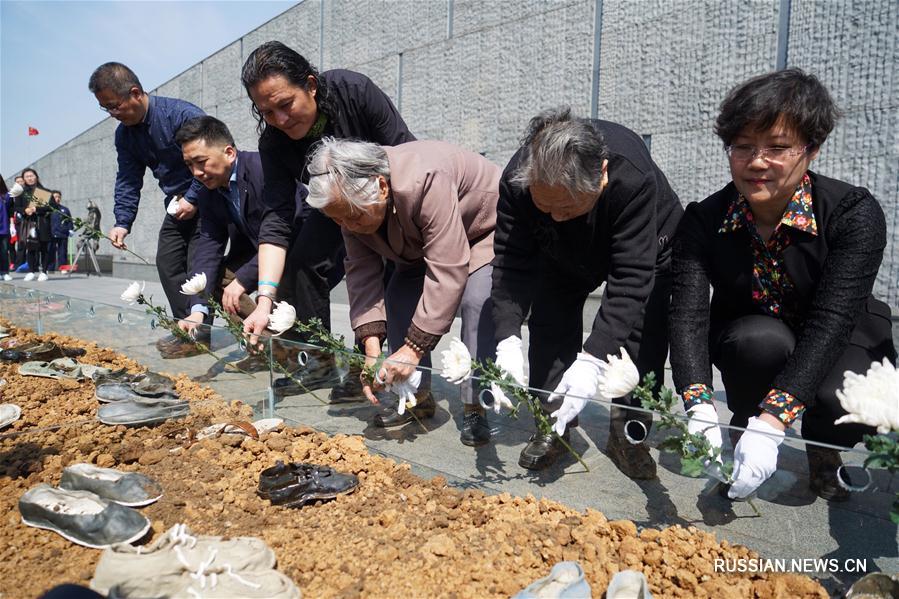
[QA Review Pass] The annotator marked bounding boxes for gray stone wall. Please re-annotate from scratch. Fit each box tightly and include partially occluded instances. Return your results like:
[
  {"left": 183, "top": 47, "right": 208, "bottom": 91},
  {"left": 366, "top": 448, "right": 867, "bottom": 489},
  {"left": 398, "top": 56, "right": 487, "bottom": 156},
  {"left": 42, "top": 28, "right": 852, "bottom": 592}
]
[{"left": 16, "top": 0, "right": 898, "bottom": 305}]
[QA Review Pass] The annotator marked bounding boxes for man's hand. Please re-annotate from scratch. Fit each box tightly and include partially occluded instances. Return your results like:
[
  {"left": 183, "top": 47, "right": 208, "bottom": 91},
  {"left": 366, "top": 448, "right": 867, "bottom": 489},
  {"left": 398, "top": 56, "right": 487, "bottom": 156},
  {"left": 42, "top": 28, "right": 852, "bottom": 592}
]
[
  {"left": 242, "top": 298, "right": 273, "bottom": 347},
  {"left": 178, "top": 311, "right": 205, "bottom": 333},
  {"left": 222, "top": 279, "right": 246, "bottom": 315},
  {"left": 109, "top": 226, "right": 129, "bottom": 249},
  {"left": 173, "top": 198, "right": 197, "bottom": 221}
]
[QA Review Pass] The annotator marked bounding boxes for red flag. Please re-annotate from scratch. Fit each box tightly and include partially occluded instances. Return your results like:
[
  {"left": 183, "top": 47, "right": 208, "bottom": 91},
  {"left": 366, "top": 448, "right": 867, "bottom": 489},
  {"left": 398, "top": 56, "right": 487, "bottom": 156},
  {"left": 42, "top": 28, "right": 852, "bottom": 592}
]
[{"left": 28, "top": 126, "right": 39, "bottom": 136}]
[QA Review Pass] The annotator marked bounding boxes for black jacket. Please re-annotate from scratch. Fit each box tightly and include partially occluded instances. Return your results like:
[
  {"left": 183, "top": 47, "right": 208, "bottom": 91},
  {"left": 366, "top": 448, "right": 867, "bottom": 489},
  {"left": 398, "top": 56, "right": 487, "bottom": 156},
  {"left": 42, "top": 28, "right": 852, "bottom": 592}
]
[
  {"left": 491, "top": 119, "right": 683, "bottom": 361},
  {"left": 190, "top": 151, "right": 306, "bottom": 296},
  {"left": 669, "top": 171, "right": 895, "bottom": 408},
  {"left": 257, "top": 69, "right": 415, "bottom": 248}
]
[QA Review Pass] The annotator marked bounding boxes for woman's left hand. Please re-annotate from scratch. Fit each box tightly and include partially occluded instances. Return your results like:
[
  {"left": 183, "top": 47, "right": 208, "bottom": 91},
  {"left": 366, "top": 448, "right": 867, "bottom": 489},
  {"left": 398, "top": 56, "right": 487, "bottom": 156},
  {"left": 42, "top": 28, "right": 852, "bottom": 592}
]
[{"left": 378, "top": 344, "right": 422, "bottom": 387}]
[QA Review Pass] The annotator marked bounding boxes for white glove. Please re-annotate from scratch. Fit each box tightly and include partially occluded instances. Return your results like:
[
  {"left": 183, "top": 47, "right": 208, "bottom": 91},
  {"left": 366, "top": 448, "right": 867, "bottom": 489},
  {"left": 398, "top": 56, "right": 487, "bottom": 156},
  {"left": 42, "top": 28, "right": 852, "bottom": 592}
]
[
  {"left": 388, "top": 370, "right": 422, "bottom": 416},
  {"left": 166, "top": 196, "right": 181, "bottom": 216},
  {"left": 687, "top": 403, "right": 723, "bottom": 457},
  {"left": 487, "top": 336, "right": 525, "bottom": 414},
  {"left": 728, "top": 416, "right": 785, "bottom": 500},
  {"left": 8, "top": 183, "right": 23, "bottom": 198},
  {"left": 547, "top": 352, "right": 603, "bottom": 436}
]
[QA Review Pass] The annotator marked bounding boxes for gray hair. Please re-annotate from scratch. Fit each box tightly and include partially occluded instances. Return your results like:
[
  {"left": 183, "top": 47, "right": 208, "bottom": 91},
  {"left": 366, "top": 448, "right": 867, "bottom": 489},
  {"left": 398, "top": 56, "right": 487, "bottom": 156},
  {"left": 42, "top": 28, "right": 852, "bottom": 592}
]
[
  {"left": 306, "top": 137, "right": 391, "bottom": 210},
  {"left": 510, "top": 106, "right": 609, "bottom": 195}
]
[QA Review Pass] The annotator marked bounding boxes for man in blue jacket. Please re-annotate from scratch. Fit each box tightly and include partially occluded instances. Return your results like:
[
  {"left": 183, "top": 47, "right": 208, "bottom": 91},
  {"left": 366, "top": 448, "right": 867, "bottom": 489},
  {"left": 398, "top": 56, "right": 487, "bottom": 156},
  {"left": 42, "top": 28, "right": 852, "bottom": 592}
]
[
  {"left": 47, "top": 191, "right": 73, "bottom": 271},
  {"left": 174, "top": 116, "right": 304, "bottom": 369},
  {"left": 89, "top": 62, "right": 208, "bottom": 358}
]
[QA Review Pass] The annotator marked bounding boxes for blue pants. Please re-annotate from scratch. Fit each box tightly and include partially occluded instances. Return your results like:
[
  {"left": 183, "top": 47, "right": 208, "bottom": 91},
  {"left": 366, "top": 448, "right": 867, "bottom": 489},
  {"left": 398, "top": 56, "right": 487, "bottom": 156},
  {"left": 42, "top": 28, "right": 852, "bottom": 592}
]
[{"left": 48, "top": 237, "right": 68, "bottom": 270}]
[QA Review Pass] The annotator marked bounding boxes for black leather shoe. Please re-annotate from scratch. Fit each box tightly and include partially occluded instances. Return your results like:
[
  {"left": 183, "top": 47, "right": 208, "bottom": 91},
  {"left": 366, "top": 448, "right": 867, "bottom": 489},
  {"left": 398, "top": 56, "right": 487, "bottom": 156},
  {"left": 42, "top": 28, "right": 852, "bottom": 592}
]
[
  {"left": 258, "top": 461, "right": 358, "bottom": 508},
  {"left": 373, "top": 391, "right": 436, "bottom": 428},
  {"left": 606, "top": 425, "right": 657, "bottom": 480},
  {"left": 518, "top": 431, "right": 568, "bottom": 470},
  {"left": 158, "top": 338, "right": 206, "bottom": 359},
  {"left": 807, "top": 445, "right": 850, "bottom": 502},
  {"left": 328, "top": 372, "right": 366, "bottom": 403},
  {"left": 460, "top": 410, "right": 490, "bottom": 447}
]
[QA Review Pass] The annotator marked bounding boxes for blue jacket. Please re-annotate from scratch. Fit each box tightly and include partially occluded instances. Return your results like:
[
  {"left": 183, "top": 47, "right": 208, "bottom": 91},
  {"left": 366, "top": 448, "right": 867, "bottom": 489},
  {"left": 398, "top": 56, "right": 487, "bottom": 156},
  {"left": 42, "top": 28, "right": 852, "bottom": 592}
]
[
  {"left": 190, "top": 150, "right": 306, "bottom": 301},
  {"left": 112, "top": 95, "right": 206, "bottom": 230},
  {"left": 0, "top": 193, "right": 9, "bottom": 236},
  {"left": 50, "top": 203, "right": 73, "bottom": 238}
]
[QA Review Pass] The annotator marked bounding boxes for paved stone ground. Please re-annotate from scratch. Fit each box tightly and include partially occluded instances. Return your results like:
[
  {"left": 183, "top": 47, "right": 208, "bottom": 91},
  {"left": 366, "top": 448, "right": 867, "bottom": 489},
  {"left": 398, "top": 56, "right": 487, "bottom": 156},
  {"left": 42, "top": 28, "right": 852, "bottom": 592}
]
[{"left": 1, "top": 273, "right": 896, "bottom": 594}]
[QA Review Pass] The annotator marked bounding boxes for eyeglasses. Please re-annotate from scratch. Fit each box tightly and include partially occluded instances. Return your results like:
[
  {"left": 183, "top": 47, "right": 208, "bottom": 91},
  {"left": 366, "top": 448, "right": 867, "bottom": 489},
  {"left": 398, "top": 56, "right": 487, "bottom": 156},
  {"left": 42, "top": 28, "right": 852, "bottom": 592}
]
[
  {"left": 99, "top": 96, "right": 129, "bottom": 114},
  {"left": 725, "top": 144, "right": 811, "bottom": 164}
]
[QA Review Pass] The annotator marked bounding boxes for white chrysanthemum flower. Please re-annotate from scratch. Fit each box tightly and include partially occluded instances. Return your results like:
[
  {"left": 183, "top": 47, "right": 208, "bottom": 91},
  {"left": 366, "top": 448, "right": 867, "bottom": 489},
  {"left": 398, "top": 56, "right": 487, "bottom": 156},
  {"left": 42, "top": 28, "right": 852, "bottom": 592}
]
[
  {"left": 8, "top": 183, "right": 24, "bottom": 198},
  {"left": 835, "top": 358, "right": 899, "bottom": 434},
  {"left": 166, "top": 197, "right": 180, "bottom": 215},
  {"left": 120, "top": 281, "right": 144, "bottom": 304},
  {"left": 180, "top": 273, "right": 207, "bottom": 296},
  {"left": 440, "top": 337, "right": 472, "bottom": 385},
  {"left": 598, "top": 347, "right": 640, "bottom": 399},
  {"left": 267, "top": 301, "right": 297, "bottom": 334}
]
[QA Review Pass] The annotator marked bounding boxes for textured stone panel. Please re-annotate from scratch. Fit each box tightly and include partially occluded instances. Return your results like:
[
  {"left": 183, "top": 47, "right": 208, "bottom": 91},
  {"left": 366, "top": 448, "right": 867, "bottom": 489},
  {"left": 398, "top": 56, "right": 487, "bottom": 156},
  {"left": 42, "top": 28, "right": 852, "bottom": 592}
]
[
  {"left": 451, "top": 0, "right": 580, "bottom": 38},
  {"left": 154, "top": 64, "right": 204, "bottom": 108},
  {"left": 217, "top": 97, "right": 261, "bottom": 152},
  {"left": 242, "top": 1, "right": 321, "bottom": 67},
  {"left": 348, "top": 56, "right": 401, "bottom": 109},
  {"left": 324, "top": 1, "right": 447, "bottom": 69},
  {"left": 401, "top": 1, "right": 593, "bottom": 163},
  {"left": 788, "top": 0, "right": 898, "bottom": 305},
  {"left": 202, "top": 41, "right": 245, "bottom": 111}
]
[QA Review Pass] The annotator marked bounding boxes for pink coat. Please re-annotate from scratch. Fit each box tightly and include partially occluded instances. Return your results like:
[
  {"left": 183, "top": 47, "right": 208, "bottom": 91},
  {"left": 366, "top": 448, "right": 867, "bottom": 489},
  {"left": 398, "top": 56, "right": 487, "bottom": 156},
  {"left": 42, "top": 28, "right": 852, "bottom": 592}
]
[{"left": 344, "top": 140, "right": 500, "bottom": 336}]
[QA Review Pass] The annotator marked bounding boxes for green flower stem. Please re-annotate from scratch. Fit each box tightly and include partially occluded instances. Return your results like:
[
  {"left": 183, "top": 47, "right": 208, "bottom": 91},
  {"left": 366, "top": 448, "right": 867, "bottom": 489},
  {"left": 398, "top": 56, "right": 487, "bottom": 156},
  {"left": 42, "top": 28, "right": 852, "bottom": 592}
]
[
  {"left": 136, "top": 295, "right": 234, "bottom": 369},
  {"left": 475, "top": 359, "right": 589, "bottom": 471},
  {"left": 862, "top": 433, "right": 899, "bottom": 524},
  {"left": 50, "top": 204, "right": 152, "bottom": 265}
]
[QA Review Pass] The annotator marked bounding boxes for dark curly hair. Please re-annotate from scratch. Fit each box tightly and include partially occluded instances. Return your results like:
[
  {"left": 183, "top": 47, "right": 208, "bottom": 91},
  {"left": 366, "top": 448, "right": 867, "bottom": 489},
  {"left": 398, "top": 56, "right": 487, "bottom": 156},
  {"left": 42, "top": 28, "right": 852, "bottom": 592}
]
[{"left": 715, "top": 68, "right": 841, "bottom": 149}]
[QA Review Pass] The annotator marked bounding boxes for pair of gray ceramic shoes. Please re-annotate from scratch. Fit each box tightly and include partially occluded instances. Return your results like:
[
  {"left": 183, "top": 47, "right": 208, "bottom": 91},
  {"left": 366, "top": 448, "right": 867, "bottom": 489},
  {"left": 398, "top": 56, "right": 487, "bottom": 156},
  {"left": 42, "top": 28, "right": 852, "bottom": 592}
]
[
  {"left": 19, "top": 464, "right": 162, "bottom": 548},
  {"left": 92, "top": 523, "right": 301, "bottom": 598},
  {"left": 95, "top": 370, "right": 189, "bottom": 426}
]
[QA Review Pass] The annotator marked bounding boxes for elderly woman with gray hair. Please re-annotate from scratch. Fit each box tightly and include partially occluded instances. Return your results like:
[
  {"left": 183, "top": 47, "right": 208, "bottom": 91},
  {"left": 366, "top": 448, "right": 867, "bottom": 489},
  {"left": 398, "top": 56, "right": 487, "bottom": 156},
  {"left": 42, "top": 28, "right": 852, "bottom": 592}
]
[
  {"left": 491, "top": 107, "right": 683, "bottom": 476},
  {"left": 306, "top": 138, "right": 502, "bottom": 447}
]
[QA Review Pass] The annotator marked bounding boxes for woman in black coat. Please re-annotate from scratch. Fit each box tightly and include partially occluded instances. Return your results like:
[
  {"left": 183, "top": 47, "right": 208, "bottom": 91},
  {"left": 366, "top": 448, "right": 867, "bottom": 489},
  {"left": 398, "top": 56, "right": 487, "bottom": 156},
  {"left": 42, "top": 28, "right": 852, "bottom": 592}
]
[
  {"left": 238, "top": 41, "right": 415, "bottom": 403},
  {"left": 17, "top": 168, "right": 52, "bottom": 280},
  {"left": 669, "top": 69, "right": 896, "bottom": 502}
]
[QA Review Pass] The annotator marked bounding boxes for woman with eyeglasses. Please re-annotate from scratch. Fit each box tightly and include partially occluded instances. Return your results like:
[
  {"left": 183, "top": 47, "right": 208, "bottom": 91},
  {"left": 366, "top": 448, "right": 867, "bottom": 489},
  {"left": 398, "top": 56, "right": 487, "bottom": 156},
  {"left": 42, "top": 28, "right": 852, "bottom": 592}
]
[
  {"left": 240, "top": 41, "right": 414, "bottom": 399},
  {"left": 669, "top": 69, "right": 896, "bottom": 502}
]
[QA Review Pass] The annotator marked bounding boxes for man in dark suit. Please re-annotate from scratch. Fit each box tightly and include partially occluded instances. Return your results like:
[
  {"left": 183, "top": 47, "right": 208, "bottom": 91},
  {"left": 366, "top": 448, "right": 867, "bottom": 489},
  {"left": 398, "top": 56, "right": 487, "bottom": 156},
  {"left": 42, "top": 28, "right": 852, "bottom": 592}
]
[{"left": 174, "top": 116, "right": 304, "bottom": 368}]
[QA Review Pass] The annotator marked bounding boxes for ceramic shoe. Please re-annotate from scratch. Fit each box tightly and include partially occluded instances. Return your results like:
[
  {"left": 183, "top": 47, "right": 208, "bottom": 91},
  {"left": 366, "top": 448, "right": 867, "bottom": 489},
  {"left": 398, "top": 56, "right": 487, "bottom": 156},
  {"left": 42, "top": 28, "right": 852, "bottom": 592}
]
[
  {"left": 19, "top": 484, "right": 150, "bottom": 549},
  {"left": 605, "top": 569, "right": 654, "bottom": 598},
  {"left": 60, "top": 464, "right": 163, "bottom": 507},
  {"left": 91, "top": 523, "right": 277, "bottom": 594},
  {"left": 97, "top": 397, "right": 189, "bottom": 426},
  {"left": 106, "top": 568, "right": 300, "bottom": 599},
  {"left": 513, "top": 561, "right": 591, "bottom": 599},
  {"left": 258, "top": 461, "right": 359, "bottom": 508},
  {"left": 0, "top": 403, "right": 22, "bottom": 429}
]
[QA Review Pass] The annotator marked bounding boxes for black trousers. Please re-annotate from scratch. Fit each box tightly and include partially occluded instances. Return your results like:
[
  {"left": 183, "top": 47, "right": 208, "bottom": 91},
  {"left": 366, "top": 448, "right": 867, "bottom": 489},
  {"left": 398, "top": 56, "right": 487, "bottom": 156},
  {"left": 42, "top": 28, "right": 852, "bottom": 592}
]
[
  {"left": 713, "top": 314, "right": 891, "bottom": 447},
  {"left": 280, "top": 211, "right": 345, "bottom": 334},
  {"left": 25, "top": 241, "right": 49, "bottom": 273},
  {"left": 0, "top": 235, "right": 10, "bottom": 274},
  {"left": 527, "top": 265, "right": 672, "bottom": 431},
  {"left": 156, "top": 213, "right": 199, "bottom": 320}
]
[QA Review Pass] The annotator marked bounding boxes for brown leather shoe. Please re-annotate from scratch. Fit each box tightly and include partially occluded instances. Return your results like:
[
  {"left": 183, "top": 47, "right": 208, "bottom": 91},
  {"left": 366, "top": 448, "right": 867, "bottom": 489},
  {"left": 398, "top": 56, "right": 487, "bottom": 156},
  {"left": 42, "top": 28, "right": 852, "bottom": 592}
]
[
  {"left": 807, "top": 445, "right": 850, "bottom": 502},
  {"left": 372, "top": 391, "right": 436, "bottom": 427},
  {"left": 158, "top": 338, "right": 206, "bottom": 360},
  {"left": 606, "top": 423, "right": 657, "bottom": 480}
]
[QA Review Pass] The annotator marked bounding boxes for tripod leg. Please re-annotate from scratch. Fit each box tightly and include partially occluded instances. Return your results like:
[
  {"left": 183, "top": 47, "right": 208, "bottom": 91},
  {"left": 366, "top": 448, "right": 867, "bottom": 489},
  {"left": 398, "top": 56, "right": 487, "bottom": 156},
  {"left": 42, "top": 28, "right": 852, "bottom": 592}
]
[
  {"left": 86, "top": 244, "right": 102, "bottom": 277},
  {"left": 69, "top": 242, "right": 84, "bottom": 277}
]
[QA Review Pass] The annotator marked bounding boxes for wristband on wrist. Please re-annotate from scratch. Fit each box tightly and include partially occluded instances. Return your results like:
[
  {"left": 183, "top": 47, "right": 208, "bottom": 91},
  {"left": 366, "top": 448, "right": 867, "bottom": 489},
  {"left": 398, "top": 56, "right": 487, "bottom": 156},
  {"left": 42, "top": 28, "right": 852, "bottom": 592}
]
[
  {"left": 257, "top": 289, "right": 277, "bottom": 301},
  {"left": 258, "top": 280, "right": 279, "bottom": 289}
]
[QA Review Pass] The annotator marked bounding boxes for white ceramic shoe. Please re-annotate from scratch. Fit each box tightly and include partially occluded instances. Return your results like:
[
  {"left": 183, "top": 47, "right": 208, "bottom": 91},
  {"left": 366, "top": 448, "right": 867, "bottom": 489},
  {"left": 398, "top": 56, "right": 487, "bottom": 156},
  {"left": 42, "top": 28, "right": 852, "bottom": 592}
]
[
  {"left": 23, "top": 272, "right": 35, "bottom": 282},
  {"left": 37, "top": 272, "right": 48, "bottom": 282}
]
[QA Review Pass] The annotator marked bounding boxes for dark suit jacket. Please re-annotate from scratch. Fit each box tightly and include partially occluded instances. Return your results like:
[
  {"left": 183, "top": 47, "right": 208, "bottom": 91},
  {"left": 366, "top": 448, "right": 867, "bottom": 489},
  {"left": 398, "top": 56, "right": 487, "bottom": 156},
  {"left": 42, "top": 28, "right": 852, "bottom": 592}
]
[
  {"left": 190, "top": 150, "right": 305, "bottom": 299},
  {"left": 670, "top": 170, "right": 896, "bottom": 408}
]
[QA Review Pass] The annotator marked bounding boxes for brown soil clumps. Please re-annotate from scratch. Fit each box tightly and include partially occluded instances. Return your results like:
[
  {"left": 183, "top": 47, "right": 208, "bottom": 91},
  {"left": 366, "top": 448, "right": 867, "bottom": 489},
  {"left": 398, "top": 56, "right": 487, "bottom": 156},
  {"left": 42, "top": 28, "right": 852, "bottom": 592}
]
[{"left": 0, "top": 325, "right": 827, "bottom": 598}]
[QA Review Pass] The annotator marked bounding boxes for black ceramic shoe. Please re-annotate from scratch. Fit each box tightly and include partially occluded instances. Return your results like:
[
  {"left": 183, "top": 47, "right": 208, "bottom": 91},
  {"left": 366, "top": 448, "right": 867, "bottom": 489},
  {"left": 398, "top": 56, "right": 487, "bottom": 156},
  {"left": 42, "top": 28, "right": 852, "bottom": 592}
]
[
  {"left": 606, "top": 425, "right": 657, "bottom": 480},
  {"left": 460, "top": 410, "right": 490, "bottom": 447},
  {"left": 518, "top": 431, "right": 568, "bottom": 470},
  {"left": 258, "top": 461, "right": 359, "bottom": 508},
  {"left": 807, "top": 445, "right": 850, "bottom": 502},
  {"left": 372, "top": 391, "right": 436, "bottom": 428},
  {"left": 0, "top": 341, "right": 67, "bottom": 363}
]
